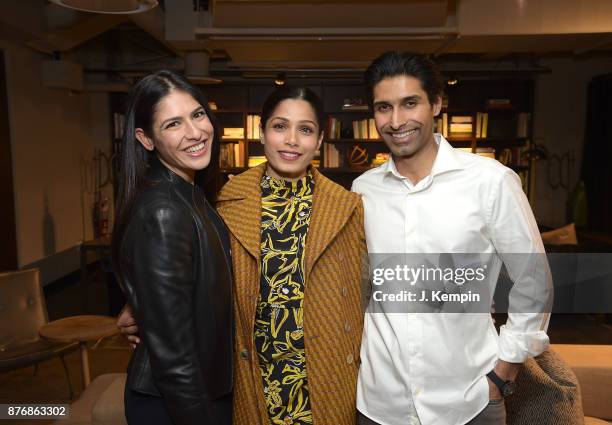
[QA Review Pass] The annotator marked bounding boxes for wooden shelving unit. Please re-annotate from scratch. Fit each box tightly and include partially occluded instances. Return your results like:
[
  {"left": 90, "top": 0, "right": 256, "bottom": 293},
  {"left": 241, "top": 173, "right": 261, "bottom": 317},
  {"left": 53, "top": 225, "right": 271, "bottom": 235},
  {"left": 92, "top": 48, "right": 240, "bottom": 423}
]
[{"left": 110, "top": 78, "right": 536, "bottom": 195}]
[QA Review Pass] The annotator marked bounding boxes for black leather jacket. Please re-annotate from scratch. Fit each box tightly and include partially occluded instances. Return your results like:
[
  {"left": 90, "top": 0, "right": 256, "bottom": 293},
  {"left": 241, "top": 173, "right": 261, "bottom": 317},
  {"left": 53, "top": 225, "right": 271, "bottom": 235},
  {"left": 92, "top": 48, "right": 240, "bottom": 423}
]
[{"left": 117, "top": 157, "right": 233, "bottom": 425}]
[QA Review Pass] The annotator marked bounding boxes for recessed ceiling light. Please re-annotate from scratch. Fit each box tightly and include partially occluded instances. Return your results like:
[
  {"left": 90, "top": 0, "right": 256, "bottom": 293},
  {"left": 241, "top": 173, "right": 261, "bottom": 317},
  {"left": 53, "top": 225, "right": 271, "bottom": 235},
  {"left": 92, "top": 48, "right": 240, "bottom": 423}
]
[{"left": 275, "top": 73, "right": 286, "bottom": 86}]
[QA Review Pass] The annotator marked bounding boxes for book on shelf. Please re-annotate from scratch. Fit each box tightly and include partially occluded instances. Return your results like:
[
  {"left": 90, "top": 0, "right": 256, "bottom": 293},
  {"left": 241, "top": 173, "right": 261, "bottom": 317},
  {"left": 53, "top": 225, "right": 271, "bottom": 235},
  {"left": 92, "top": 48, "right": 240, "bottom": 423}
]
[
  {"left": 324, "top": 143, "right": 341, "bottom": 167},
  {"left": 246, "top": 114, "right": 261, "bottom": 140},
  {"left": 448, "top": 115, "right": 473, "bottom": 139},
  {"left": 368, "top": 119, "right": 379, "bottom": 139},
  {"left": 451, "top": 115, "right": 472, "bottom": 124},
  {"left": 435, "top": 117, "right": 443, "bottom": 134},
  {"left": 475, "top": 147, "right": 495, "bottom": 159},
  {"left": 328, "top": 117, "right": 342, "bottom": 140},
  {"left": 220, "top": 142, "right": 244, "bottom": 168},
  {"left": 475, "top": 112, "right": 488, "bottom": 139},
  {"left": 222, "top": 127, "right": 244, "bottom": 139},
  {"left": 449, "top": 123, "right": 473, "bottom": 132},
  {"left": 351, "top": 118, "right": 379, "bottom": 140},
  {"left": 497, "top": 146, "right": 529, "bottom": 167}
]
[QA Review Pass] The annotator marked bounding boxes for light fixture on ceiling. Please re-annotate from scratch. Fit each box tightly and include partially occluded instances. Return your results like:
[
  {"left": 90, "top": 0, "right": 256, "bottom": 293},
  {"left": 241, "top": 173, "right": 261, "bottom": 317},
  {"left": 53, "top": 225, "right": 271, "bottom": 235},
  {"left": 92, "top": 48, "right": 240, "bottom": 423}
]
[
  {"left": 446, "top": 77, "right": 458, "bottom": 86},
  {"left": 184, "top": 51, "right": 223, "bottom": 85},
  {"left": 49, "top": 0, "right": 158, "bottom": 14},
  {"left": 274, "top": 73, "right": 286, "bottom": 86}
]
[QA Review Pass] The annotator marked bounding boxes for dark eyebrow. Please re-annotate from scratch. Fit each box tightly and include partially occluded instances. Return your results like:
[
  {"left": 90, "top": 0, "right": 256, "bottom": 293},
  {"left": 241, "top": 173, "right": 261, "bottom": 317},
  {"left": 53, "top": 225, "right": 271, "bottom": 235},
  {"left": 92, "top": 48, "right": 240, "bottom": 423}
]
[
  {"left": 402, "top": 95, "right": 421, "bottom": 102},
  {"left": 372, "top": 100, "right": 391, "bottom": 109},
  {"left": 160, "top": 106, "right": 204, "bottom": 128},
  {"left": 299, "top": 120, "right": 317, "bottom": 126},
  {"left": 373, "top": 95, "right": 421, "bottom": 108},
  {"left": 270, "top": 117, "right": 317, "bottom": 127}
]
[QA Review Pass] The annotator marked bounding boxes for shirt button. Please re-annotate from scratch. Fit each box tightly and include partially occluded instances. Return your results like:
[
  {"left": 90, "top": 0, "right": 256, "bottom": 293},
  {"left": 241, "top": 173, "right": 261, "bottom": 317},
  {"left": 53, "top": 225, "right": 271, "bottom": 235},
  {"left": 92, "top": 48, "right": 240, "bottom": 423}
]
[
  {"left": 342, "top": 287, "right": 348, "bottom": 297},
  {"left": 346, "top": 354, "right": 354, "bottom": 365},
  {"left": 344, "top": 323, "right": 351, "bottom": 333},
  {"left": 240, "top": 349, "right": 249, "bottom": 360}
]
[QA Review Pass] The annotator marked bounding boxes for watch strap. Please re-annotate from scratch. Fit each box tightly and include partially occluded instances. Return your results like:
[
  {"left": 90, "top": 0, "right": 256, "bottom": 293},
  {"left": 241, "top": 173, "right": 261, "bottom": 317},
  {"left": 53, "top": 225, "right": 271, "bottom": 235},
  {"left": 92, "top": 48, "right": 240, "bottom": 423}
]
[{"left": 487, "top": 370, "right": 507, "bottom": 392}]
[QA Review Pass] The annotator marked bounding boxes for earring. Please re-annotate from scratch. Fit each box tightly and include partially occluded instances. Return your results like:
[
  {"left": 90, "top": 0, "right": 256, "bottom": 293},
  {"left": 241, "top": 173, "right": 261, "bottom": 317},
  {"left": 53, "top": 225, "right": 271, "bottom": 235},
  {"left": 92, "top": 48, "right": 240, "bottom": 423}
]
[{"left": 260, "top": 138, "right": 265, "bottom": 145}]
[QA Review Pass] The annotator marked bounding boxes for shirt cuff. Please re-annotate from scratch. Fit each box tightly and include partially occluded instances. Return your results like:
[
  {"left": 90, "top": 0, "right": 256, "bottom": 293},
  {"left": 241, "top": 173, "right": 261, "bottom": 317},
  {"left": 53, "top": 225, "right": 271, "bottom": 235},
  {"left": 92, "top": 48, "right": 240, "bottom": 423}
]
[{"left": 498, "top": 324, "right": 550, "bottom": 363}]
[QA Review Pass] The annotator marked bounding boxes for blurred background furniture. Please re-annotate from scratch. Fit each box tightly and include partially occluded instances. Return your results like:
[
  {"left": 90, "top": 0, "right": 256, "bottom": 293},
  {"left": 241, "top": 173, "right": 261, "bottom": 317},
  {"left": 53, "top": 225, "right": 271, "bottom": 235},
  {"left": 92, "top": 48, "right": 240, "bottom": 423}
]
[
  {"left": 0, "top": 268, "right": 78, "bottom": 398},
  {"left": 552, "top": 344, "right": 612, "bottom": 424},
  {"left": 53, "top": 373, "right": 127, "bottom": 425},
  {"left": 40, "top": 315, "right": 119, "bottom": 388}
]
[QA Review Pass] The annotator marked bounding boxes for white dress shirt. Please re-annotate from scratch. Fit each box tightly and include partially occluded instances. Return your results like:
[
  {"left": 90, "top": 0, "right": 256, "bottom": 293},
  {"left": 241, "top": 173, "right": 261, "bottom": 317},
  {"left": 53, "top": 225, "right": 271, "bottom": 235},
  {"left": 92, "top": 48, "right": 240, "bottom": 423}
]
[{"left": 352, "top": 134, "right": 552, "bottom": 425}]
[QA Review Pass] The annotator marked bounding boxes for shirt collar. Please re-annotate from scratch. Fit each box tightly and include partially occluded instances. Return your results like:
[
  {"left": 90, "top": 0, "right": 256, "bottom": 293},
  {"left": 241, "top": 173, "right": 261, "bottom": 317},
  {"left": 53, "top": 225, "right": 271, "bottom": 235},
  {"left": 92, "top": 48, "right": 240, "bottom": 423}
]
[{"left": 379, "top": 133, "right": 465, "bottom": 181}]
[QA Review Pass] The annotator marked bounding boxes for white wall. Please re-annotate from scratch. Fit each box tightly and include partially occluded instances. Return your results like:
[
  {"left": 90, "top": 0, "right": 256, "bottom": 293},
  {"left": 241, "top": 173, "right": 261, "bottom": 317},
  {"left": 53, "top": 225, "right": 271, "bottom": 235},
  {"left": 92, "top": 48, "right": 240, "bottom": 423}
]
[
  {"left": 532, "top": 55, "right": 612, "bottom": 227},
  {"left": 2, "top": 40, "right": 112, "bottom": 270}
]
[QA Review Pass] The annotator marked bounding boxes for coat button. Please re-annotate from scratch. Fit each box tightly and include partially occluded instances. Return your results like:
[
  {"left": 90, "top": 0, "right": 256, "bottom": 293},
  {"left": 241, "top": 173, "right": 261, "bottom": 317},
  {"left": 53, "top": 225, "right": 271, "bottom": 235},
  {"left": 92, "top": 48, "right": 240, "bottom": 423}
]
[
  {"left": 341, "top": 287, "right": 348, "bottom": 297},
  {"left": 240, "top": 349, "right": 248, "bottom": 360},
  {"left": 346, "top": 354, "right": 354, "bottom": 365},
  {"left": 344, "top": 323, "right": 351, "bottom": 333}
]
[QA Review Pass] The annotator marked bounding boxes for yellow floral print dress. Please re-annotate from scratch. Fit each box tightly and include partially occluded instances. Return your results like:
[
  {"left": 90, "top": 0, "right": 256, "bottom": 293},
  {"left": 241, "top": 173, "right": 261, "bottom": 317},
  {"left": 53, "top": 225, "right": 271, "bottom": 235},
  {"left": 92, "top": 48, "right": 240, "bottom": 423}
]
[{"left": 255, "top": 174, "right": 314, "bottom": 425}]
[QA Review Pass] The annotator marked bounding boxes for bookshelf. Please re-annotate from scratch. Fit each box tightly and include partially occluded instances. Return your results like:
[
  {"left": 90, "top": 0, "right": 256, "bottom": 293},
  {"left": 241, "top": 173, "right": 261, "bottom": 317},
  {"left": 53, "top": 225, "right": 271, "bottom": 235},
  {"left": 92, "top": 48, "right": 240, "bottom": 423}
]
[{"left": 110, "top": 78, "right": 536, "bottom": 195}]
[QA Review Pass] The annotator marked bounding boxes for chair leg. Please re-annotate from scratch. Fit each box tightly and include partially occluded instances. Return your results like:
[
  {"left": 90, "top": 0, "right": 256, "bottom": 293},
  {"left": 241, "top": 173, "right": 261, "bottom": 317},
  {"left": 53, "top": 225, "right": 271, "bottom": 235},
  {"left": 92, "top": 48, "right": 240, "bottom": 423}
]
[
  {"left": 32, "top": 363, "right": 38, "bottom": 376},
  {"left": 59, "top": 355, "right": 74, "bottom": 400}
]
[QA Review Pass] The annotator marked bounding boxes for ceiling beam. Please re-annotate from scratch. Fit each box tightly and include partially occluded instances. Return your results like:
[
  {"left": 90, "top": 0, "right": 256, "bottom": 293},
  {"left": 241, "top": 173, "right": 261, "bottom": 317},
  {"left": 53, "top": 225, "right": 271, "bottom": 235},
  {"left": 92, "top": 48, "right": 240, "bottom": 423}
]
[
  {"left": 26, "top": 14, "right": 128, "bottom": 53},
  {"left": 573, "top": 34, "right": 612, "bottom": 55},
  {"left": 196, "top": 26, "right": 458, "bottom": 37}
]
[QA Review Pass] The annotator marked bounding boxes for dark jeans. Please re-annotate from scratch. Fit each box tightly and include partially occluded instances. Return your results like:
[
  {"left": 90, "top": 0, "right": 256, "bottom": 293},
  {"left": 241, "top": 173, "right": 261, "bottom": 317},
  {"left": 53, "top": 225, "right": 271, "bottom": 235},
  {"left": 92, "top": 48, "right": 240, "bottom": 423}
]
[
  {"left": 357, "top": 400, "right": 506, "bottom": 425},
  {"left": 125, "top": 389, "right": 173, "bottom": 425},
  {"left": 124, "top": 388, "right": 232, "bottom": 425}
]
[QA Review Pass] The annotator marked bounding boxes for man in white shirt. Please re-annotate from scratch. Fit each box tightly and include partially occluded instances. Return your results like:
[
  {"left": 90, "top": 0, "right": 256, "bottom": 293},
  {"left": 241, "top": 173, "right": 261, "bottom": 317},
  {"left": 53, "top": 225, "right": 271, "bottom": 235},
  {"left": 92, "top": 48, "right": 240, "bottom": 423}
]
[{"left": 352, "top": 52, "right": 553, "bottom": 425}]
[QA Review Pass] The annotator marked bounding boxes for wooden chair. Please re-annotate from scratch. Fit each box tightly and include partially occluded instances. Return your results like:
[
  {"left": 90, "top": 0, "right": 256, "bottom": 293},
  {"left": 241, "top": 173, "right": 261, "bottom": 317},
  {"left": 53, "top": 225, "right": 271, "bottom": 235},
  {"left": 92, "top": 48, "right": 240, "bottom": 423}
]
[{"left": 0, "top": 268, "right": 78, "bottom": 398}]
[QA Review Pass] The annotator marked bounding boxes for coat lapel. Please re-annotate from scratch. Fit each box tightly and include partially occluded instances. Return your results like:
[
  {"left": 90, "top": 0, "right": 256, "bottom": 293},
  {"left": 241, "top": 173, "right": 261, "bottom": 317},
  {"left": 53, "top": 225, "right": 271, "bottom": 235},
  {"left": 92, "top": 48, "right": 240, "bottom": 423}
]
[
  {"left": 217, "top": 164, "right": 359, "bottom": 278},
  {"left": 305, "top": 168, "right": 359, "bottom": 280},
  {"left": 216, "top": 164, "right": 266, "bottom": 260}
]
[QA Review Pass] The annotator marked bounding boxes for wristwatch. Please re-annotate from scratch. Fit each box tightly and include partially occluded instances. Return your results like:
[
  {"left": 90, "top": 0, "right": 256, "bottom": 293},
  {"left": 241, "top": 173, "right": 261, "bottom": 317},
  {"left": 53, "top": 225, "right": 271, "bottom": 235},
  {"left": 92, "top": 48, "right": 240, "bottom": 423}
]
[{"left": 487, "top": 370, "right": 517, "bottom": 397}]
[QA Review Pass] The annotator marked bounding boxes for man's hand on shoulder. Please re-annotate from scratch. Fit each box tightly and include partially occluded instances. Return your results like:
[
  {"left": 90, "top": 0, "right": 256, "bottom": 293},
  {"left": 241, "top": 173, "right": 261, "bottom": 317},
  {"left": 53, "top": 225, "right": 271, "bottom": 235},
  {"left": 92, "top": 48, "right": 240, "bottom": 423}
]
[{"left": 117, "top": 304, "right": 140, "bottom": 348}]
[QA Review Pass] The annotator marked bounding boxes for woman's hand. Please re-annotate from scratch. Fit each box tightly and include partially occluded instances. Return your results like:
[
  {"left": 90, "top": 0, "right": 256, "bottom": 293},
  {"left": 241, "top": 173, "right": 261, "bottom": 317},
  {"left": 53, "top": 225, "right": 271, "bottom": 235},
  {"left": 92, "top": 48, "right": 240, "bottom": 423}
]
[{"left": 117, "top": 304, "right": 140, "bottom": 347}]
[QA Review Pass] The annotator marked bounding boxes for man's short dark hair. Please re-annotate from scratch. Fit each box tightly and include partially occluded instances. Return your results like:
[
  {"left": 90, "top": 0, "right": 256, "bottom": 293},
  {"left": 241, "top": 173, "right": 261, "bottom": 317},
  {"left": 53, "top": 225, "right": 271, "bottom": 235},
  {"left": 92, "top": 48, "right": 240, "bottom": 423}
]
[{"left": 364, "top": 51, "right": 443, "bottom": 107}]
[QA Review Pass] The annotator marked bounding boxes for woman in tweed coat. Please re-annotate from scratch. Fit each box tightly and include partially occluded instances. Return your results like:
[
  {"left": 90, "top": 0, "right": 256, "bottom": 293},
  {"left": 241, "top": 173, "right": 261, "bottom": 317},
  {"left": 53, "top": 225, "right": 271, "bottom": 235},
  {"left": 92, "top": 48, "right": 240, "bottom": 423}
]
[
  {"left": 118, "top": 86, "right": 368, "bottom": 425},
  {"left": 217, "top": 86, "right": 367, "bottom": 425}
]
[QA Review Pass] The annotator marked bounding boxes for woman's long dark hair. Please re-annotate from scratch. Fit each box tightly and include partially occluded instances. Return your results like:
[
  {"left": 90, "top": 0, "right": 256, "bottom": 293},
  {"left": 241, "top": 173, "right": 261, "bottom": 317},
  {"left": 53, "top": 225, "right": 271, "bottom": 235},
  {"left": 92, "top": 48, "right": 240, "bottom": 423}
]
[{"left": 111, "top": 70, "right": 221, "bottom": 278}]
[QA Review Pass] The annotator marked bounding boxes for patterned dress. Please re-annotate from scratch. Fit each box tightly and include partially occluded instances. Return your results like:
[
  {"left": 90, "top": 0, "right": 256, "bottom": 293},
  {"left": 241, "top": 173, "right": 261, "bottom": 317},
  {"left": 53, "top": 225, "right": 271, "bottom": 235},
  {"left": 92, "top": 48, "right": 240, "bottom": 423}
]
[{"left": 254, "top": 174, "right": 314, "bottom": 425}]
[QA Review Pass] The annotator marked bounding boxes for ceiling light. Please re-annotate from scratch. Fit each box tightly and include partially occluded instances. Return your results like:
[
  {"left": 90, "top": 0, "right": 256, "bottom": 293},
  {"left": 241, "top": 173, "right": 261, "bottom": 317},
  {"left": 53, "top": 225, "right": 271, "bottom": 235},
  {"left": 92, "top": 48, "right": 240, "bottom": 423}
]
[
  {"left": 274, "top": 73, "right": 286, "bottom": 86},
  {"left": 49, "top": 0, "right": 158, "bottom": 14}
]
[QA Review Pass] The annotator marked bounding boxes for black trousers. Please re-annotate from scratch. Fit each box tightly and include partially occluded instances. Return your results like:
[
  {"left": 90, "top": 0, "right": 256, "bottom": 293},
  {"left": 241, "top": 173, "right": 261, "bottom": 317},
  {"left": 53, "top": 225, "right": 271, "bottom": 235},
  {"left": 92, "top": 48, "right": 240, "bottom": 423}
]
[{"left": 124, "top": 388, "right": 232, "bottom": 425}]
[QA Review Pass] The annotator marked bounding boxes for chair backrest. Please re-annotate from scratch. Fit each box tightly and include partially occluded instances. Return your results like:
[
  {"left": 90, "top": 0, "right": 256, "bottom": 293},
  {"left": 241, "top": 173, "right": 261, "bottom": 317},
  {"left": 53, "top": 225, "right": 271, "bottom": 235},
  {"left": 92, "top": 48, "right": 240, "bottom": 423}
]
[{"left": 0, "top": 268, "right": 48, "bottom": 349}]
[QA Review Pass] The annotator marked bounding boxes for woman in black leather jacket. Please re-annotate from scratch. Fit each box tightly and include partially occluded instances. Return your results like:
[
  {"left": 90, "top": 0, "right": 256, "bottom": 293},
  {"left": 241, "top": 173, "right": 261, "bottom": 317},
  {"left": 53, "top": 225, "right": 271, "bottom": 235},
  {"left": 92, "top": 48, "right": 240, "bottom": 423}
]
[{"left": 111, "top": 70, "right": 233, "bottom": 425}]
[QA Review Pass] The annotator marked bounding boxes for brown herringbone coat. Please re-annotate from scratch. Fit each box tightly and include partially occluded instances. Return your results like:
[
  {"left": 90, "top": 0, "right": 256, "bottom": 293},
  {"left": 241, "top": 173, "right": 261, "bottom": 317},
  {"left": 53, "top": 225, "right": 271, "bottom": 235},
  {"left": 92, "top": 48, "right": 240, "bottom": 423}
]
[{"left": 217, "top": 163, "right": 367, "bottom": 425}]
